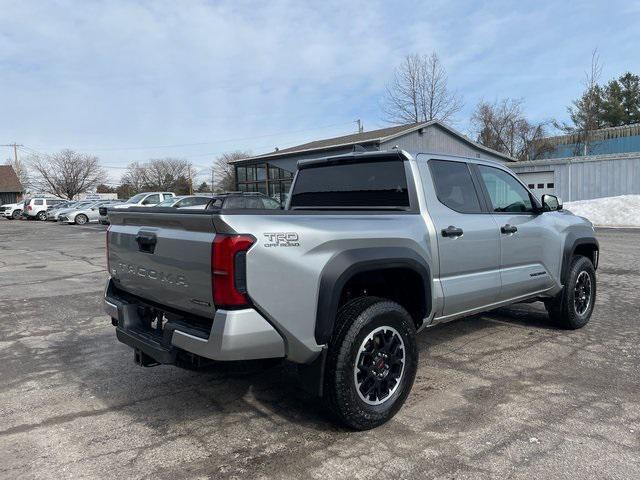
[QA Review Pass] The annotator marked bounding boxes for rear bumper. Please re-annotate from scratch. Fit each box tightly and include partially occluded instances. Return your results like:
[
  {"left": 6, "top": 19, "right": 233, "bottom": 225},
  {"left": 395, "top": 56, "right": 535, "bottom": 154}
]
[{"left": 104, "top": 278, "right": 285, "bottom": 363}]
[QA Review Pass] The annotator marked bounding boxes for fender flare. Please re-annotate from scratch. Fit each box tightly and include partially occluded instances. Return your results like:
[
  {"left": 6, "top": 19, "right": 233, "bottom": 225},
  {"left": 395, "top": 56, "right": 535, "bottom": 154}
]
[
  {"left": 561, "top": 232, "right": 599, "bottom": 285},
  {"left": 315, "top": 247, "right": 432, "bottom": 345}
]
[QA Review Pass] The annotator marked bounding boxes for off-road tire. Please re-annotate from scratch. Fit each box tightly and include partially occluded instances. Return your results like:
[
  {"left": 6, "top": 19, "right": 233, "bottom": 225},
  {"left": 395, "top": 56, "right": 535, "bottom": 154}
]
[
  {"left": 323, "top": 296, "right": 418, "bottom": 430},
  {"left": 545, "top": 255, "right": 596, "bottom": 329}
]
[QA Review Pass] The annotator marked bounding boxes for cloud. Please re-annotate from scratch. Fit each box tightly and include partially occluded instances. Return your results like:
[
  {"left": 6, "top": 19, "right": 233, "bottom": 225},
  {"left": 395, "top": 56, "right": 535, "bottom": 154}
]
[{"left": 1, "top": 0, "right": 638, "bottom": 183}]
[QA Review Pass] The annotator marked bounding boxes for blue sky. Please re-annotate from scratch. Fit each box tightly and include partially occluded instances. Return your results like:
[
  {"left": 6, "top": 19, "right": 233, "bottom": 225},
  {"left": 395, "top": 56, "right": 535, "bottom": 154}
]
[{"left": 1, "top": 0, "right": 639, "bottom": 183}]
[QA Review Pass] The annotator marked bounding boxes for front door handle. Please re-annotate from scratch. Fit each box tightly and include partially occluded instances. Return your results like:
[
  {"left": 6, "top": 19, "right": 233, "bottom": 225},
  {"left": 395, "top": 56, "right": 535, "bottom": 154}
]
[
  {"left": 500, "top": 224, "right": 518, "bottom": 234},
  {"left": 441, "top": 225, "right": 464, "bottom": 238}
]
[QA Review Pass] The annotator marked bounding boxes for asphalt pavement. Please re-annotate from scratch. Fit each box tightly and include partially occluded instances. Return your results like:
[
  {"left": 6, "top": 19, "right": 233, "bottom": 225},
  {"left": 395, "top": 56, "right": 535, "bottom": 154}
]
[{"left": 0, "top": 219, "right": 638, "bottom": 479}]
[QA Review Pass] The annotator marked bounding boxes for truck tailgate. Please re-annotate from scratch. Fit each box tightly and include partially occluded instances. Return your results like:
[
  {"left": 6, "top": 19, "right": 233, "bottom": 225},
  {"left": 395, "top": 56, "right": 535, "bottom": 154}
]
[{"left": 108, "top": 210, "right": 216, "bottom": 318}]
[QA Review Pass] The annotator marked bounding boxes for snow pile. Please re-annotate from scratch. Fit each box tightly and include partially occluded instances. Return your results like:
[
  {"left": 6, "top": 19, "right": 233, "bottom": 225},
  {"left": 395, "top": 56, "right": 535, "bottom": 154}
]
[{"left": 564, "top": 195, "right": 640, "bottom": 227}]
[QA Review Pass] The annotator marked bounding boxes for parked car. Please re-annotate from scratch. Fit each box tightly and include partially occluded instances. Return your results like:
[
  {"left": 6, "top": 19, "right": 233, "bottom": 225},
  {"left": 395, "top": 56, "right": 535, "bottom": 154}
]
[
  {"left": 58, "top": 200, "right": 113, "bottom": 225},
  {"left": 208, "top": 192, "right": 282, "bottom": 210},
  {"left": 156, "top": 195, "right": 214, "bottom": 210},
  {"left": 93, "top": 200, "right": 124, "bottom": 224},
  {"left": 48, "top": 201, "right": 91, "bottom": 221},
  {"left": 111, "top": 192, "right": 175, "bottom": 210},
  {"left": 48, "top": 200, "right": 76, "bottom": 211},
  {"left": 100, "top": 192, "right": 175, "bottom": 225},
  {"left": 1, "top": 202, "right": 24, "bottom": 220},
  {"left": 23, "top": 197, "right": 66, "bottom": 220},
  {"left": 46, "top": 201, "right": 79, "bottom": 221},
  {"left": 104, "top": 151, "right": 599, "bottom": 430}
]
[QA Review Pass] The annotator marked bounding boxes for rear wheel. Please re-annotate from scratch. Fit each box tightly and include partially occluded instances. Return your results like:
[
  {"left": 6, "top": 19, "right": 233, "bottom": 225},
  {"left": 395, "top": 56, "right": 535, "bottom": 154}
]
[
  {"left": 323, "top": 296, "right": 418, "bottom": 430},
  {"left": 75, "top": 214, "right": 88, "bottom": 225},
  {"left": 12, "top": 209, "right": 21, "bottom": 219},
  {"left": 37, "top": 211, "right": 47, "bottom": 221},
  {"left": 545, "top": 255, "right": 596, "bottom": 329}
]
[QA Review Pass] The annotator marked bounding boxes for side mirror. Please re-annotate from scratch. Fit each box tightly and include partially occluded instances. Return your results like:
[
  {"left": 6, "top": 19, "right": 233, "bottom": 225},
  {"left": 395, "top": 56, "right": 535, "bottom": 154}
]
[{"left": 542, "top": 194, "right": 562, "bottom": 212}]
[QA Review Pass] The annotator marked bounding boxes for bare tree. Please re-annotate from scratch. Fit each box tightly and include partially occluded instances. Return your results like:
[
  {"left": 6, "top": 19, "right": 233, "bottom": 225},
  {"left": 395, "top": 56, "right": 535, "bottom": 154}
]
[
  {"left": 118, "top": 158, "right": 193, "bottom": 195},
  {"left": 383, "top": 52, "right": 463, "bottom": 124},
  {"left": 556, "top": 49, "right": 604, "bottom": 155},
  {"left": 30, "top": 149, "right": 106, "bottom": 199},
  {"left": 139, "top": 158, "right": 192, "bottom": 191},
  {"left": 213, "top": 151, "right": 250, "bottom": 192},
  {"left": 119, "top": 162, "right": 147, "bottom": 194},
  {"left": 471, "top": 98, "right": 554, "bottom": 161}
]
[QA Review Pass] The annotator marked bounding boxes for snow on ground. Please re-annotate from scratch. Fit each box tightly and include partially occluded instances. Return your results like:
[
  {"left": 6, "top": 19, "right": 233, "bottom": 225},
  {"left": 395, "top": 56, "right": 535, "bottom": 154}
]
[{"left": 564, "top": 195, "right": 640, "bottom": 227}]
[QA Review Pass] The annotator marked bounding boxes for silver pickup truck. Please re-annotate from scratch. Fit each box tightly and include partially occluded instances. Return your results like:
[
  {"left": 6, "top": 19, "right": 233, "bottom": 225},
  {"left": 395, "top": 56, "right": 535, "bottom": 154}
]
[{"left": 104, "top": 150, "right": 599, "bottom": 429}]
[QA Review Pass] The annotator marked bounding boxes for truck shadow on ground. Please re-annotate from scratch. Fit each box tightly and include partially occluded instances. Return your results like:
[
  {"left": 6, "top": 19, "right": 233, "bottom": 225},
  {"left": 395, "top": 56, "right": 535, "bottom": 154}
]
[{"left": 2, "top": 301, "right": 565, "bottom": 439}]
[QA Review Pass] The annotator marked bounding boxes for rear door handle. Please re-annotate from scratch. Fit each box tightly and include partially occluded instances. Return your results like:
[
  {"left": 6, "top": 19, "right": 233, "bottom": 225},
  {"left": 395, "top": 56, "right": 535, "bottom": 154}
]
[
  {"left": 500, "top": 224, "right": 518, "bottom": 234},
  {"left": 441, "top": 225, "right": 464, "bottom": 238}
]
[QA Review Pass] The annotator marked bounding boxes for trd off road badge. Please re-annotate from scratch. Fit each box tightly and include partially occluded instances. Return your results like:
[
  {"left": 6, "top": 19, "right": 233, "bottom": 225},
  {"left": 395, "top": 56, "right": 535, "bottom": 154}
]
[{"left": 263, "top": 232, "right": 300, "bottom": 247}]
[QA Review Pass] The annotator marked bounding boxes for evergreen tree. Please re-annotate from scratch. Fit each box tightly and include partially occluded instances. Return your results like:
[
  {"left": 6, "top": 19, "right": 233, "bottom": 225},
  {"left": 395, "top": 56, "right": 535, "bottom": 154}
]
[{"left": 601, "top": 73, "right": 640, "bottom": 126}]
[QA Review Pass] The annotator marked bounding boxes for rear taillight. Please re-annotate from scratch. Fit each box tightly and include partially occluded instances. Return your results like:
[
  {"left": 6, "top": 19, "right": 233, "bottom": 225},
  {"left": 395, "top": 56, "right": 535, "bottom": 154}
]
[
  {"left": 27, "top": 205, "right": 32, "bottom": 211},
  {"left": 212, "top": 234, "right": 255, "bottom": 309},
  {"left": 106, "top": 225, "right": 111, "bottom": 274}
]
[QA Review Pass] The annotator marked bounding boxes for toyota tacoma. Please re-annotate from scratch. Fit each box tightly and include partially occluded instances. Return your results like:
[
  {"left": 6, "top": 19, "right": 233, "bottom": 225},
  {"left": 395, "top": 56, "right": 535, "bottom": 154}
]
[{"left": 104, "top": 150, "right": 599, "bottom": 429}]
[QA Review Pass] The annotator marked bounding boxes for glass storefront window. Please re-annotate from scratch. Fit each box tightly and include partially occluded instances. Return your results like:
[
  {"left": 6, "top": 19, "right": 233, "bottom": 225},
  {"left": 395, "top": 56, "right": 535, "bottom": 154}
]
[
  {"left": 269, "top": 165, "right": 281, "bottom": 179},
  {"left": 236, "top": 163, "right": 295, "bottom": 203}
]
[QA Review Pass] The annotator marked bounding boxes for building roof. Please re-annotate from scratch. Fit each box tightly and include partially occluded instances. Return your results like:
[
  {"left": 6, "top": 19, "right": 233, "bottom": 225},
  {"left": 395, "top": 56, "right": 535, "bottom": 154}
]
[
  {"left": 509, "top": 151, "right": 640, "bottom": 169},
  {"left": 0, "top": 165, "right": 23, "bottom": 193},
  {"left": 233, "top": 120, "right": 515, "bottom": 163},
  {"left": 544, "top": 122, "right": 640, "bottom": 146}
]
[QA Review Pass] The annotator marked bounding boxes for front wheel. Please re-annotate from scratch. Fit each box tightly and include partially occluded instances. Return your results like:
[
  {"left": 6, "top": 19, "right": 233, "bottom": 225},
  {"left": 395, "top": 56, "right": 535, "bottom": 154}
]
[
  {"left": 545, "top": 255, "right": 596, "bottom": 329},
  {"left": 323, "top": 297, "right": 418, "bottom": 430},
  {"left": 75, "top": 214, "right": 88, "bottom": 225},
  {"left": 12, "top": 209, "right": 22, "bottom": 219}
]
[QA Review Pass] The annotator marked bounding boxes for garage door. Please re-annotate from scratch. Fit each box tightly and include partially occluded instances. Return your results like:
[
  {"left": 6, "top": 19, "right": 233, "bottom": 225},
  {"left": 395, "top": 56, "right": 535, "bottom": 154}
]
[{"left": 517, "top": 171, "right": 555, "bottom": 199}]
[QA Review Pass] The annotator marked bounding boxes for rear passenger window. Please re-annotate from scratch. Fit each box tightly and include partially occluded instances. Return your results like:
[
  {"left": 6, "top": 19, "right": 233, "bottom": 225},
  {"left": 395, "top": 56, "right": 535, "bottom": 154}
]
[
  {"left": 290, "top": 158, "right": 410, "bottom": 209},
  {"left": 34, "top": 199, "right": 44, "bottom": 206},
  {"left": 429, "top": 160, "right": 482, "bottom": 213}
]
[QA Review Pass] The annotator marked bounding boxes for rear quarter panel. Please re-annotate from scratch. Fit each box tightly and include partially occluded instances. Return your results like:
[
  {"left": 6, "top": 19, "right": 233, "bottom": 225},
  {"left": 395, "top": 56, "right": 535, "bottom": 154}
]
[{"left": 221, "top": 211, "right": 434, "bottom": 363}]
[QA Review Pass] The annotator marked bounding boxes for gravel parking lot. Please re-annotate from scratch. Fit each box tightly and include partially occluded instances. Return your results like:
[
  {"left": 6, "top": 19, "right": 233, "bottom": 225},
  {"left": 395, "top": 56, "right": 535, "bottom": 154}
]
[{"left": 1, "top": 219, "right": 638, "bottom": 479}]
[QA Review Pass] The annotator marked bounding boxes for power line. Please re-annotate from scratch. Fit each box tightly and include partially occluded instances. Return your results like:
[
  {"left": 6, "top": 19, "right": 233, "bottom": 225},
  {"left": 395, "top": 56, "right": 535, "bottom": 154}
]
[
  {"left": 1, "top": 143, "right": 23, "bottom": 163},
  {"left": 27, "top": 121, "right": 356, "bottom": 152}
]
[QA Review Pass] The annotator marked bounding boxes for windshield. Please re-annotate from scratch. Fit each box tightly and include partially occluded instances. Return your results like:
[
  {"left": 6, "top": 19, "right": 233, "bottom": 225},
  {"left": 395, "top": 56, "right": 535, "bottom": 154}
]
[{"left": 125, "top": 193, "right": 146, "bottom": 204}]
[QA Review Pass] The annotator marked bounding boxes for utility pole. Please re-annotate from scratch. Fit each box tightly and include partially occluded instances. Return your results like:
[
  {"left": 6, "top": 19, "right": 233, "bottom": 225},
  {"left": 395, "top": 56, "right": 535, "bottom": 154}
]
[
  {"left": 187, "top": 165, "right": 193, "bottom": 195},
  {"left": 210, "top": 166, "right": 215, "bottom": 194},
  {"left": 1, "top": 143, "right": 23, "bottom": 163},
  {"left": 355, "top": 119, "right": 363, "bottom": 133}
]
